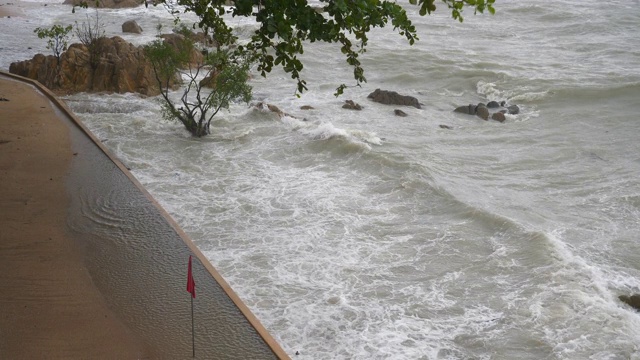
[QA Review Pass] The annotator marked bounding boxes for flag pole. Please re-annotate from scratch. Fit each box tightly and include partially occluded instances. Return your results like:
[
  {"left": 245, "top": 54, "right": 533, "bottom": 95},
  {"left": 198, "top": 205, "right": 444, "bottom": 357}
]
[{"left": 191, "top": 295, "right": 195, "bottom": 358}]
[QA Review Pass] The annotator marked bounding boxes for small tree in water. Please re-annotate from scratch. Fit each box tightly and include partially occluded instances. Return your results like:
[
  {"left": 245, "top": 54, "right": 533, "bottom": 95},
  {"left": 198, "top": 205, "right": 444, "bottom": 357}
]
[{"left": 144, "top": 36, "right": 252, "bottom": 137}]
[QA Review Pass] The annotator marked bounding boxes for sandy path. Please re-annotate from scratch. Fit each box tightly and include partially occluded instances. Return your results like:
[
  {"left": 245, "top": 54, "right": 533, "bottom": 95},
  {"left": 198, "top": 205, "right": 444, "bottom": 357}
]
[{"left": 0, "top": 75, "right": 154, "bottom": 359}]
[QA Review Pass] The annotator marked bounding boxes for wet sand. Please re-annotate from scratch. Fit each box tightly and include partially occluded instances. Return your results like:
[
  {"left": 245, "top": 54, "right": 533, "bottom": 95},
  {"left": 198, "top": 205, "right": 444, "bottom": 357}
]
[{"left": 0, "top": 75, "right": 153, "bottom": 358}]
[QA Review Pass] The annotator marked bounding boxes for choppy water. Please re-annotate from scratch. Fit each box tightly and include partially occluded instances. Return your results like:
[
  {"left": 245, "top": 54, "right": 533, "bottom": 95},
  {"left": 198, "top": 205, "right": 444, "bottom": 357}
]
[{"left": 3, "top": 0, "right": 640, "bottom": 358}]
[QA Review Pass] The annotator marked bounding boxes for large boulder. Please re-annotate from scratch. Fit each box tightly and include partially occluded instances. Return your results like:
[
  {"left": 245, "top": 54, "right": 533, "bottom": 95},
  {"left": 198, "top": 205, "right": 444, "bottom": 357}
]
[
  {"left": 64, "top": 0, "right": 145, "bottom": 8},
  {"left": 367, "top": 88, "right": 421, "bottom": 109},
  {"left": 122, "top": 20, "right": 142, "bottom": 34},
  {"left": 9, "top": 36, "right": 176, "bottom": 95}
]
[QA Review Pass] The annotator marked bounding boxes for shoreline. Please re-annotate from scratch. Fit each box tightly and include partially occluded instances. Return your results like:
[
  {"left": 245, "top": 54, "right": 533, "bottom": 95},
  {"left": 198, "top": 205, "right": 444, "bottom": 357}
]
[{"left": 0, "top": 71, "right": 289, "bottom": 358}]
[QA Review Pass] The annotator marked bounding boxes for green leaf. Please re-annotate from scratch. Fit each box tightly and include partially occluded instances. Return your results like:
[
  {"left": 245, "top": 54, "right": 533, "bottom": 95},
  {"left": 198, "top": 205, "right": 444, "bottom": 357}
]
[{"left": 159, "top": 0, "right": 497, "bottom": 97}]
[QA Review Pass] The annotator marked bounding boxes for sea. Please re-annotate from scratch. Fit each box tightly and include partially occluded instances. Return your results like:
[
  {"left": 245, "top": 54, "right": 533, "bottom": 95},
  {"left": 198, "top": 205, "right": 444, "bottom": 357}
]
[{"left": 2, "top": 0, "right": 640, "bottom": 358}]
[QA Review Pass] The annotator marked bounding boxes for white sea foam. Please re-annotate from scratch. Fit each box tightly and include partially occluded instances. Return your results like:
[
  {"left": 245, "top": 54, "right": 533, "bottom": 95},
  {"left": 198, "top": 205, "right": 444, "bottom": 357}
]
[{"left": 4, "top": 0, "right": 640, "bottom": 358}]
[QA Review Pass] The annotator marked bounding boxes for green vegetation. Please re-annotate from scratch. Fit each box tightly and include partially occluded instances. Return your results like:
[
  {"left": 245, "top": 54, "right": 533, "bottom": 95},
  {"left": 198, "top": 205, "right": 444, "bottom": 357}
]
[
  {"left": 144, "top": 37, "right": 252, "bottom": 137},
  {"left": 33, "top": 25, "right": 74, "bottom": 63},
  {"left": 162, "top": 0, "right": 495, "bottom": 95}
]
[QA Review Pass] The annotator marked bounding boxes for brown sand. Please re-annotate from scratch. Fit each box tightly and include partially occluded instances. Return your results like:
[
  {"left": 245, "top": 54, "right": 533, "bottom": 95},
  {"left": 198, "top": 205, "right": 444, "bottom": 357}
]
[{"left": 0, "top": 76, "right": 154, "bottom": 358}]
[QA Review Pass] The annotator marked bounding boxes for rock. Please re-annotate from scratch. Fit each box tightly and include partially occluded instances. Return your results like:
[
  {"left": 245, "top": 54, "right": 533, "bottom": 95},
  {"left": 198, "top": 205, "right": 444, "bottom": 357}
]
[
  {"left": 476, "top": 105, "right": 490, "bottom": 121},
  {"left": 192, "top": 31, "right": 218, "bottom": 47},
  {"left": 394, "top": 109, "right": 407, "bottom": 117},
  {"left": 267, "top": 104, "right": 284, "bottom": 116},
  {"left": 9, "top": 36, "right": 177, "bottom": 95},
  {"left": 620, "top": 294, "right": 640, "bottom": 311},
  {"left": 199, "top": 71, "right": 219, "bottom": 88},
  {"left": 453, "top": 101, "right": 519, "bottom": 122},
  {"left": 439, "top": 124, "right": 453, "bottom": 130},
  {"left": 342, "top": 100, "right": 362, "bottom": 110},
  {"left": 492, "top": 112, "right": 506, "bottom": 123},
  {"left": 300, "top": 105, "right": 314, "bottom": 110},
  {"left": 122, "top": 20, "right": 142, "bottom": 34},
  {"left": 253, "top": 102, "right": 296, "bottom": 119},
  {"left": 159, "top": 33, "right": 204, "bottom": 65},
  {"left": 367, "top": 88, "right": 421, "bottom": 109},
  {"left": 454, "top": 104, "right": 476, "bottom": 115},
  {"left": 453, "top": 105, "right": 468, "bottom": 114},
  {"left": 64, "top": 0, "right": 145, "bottom": 8}
]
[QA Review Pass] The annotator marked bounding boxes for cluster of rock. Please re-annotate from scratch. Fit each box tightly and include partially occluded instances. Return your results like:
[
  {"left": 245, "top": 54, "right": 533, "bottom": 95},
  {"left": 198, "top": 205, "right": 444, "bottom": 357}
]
[
  {"left": 454, "top": 101, "right": 519, "bottom": 123},
  {"left": 9, "top": 35, "right": 186, "bottom": 95}
]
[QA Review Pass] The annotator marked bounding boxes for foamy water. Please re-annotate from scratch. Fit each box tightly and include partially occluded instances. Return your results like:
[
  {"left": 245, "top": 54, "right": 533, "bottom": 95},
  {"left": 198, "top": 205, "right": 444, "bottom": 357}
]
[{"left": 3, "top": 1, "right": 640, "bottom": 358}]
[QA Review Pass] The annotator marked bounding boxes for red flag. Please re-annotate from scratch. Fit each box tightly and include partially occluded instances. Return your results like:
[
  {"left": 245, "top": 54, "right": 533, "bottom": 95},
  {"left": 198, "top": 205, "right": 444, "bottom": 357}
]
[{"left": 187, "top": 255, "right": 196, "bottom": 298}]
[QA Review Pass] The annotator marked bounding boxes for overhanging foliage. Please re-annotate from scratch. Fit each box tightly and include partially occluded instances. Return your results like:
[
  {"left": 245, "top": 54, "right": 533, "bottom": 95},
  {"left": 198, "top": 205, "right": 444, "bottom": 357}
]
[{"left": 161, "top": 0, "right": 495, "bottom": 95}]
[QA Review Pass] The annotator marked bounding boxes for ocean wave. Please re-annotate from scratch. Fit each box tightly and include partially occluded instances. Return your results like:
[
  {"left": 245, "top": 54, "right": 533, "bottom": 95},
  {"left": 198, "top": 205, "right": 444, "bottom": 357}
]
[
  {"left": 65, "top": 93, "right": 152, "bottom": 114},
  {"left": 551, "top": 81, "right": 640, "bottom": 104},
  {"left": 298, "top": 121, "right": 381, "bottom": 152}
]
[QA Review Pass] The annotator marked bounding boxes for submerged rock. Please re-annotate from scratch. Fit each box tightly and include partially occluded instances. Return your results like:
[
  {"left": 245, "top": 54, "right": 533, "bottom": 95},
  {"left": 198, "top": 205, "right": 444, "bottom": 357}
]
[
  {"left": 454, "top": 104, "right": 476, "bottom": 115},
  {"left": 619, "top": 294, "right": 640, "bottom": 311},
  {"left": 492, "top": 112, "right": 506, "bottom": 123},
  {"left": 253, "top": 102, "right": 297, "bottom": 119},
  {"left": 394, "top": 109, "right": 408, "bottom": 117},
  {"left": 476, "top": 105, "right": 490, "bottom": 121},
  {"left": 453, "top": 100, "right": 519, "bottom": 123},
  {"left": 342, "top": 100, "right": 362, "bottom": 110},
  {"left": 367, "top": 88, "right": 421, "bottom": 109}
]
